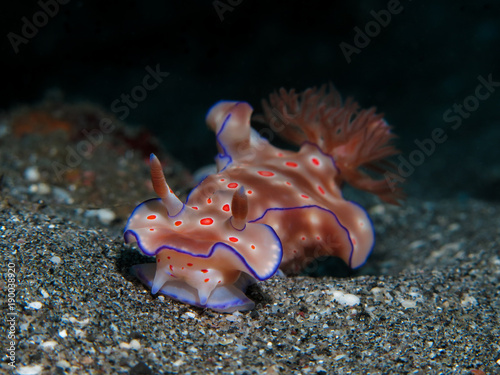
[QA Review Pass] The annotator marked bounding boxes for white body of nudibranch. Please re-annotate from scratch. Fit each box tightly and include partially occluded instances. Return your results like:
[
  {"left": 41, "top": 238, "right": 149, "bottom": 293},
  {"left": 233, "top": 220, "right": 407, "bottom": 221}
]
[{"left": 125, "top": 100, "right": 376, "bottom": 312}]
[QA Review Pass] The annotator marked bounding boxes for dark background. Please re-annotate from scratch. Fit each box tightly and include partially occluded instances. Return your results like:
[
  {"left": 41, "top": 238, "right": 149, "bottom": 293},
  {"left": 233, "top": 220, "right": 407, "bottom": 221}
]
[{"left": 1, "top": 0, "right": 499, "bottom": 201}]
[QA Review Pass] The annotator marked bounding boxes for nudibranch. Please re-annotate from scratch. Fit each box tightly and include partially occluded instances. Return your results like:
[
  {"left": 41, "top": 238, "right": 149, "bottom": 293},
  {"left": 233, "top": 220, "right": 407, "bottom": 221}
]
[{"left": 124, "top": 85, "right": 401, "bottom": 312}]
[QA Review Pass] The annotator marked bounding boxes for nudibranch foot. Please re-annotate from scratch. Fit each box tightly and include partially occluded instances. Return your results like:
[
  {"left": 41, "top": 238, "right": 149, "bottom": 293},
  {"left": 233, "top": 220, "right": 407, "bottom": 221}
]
[{"left": 132, "top": 263, "right": 255, "bottom": 313}]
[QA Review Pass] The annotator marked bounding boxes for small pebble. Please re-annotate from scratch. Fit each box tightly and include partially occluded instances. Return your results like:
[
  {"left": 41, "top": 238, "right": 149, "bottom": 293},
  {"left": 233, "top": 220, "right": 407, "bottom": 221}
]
[
  {"left": 119, "top": 339, "right": 141, "bottom": 350},
  {"left": 84, "top": 208, "right": 116, "bottom": 225},
  {"left": 29, "top": 183, "right": 51, "bottom": 195},
  {"left": 40, "top": 340, "right": 58, "bottom": 349},
  {"left": 330, "top": 291, "right": 360, "bottom": 306},
  {"left": 398, "top": 298, "right": 417, "bottom": 309},
  {"left": 16, "top": 365, "right": 43, "bottom": 375},
  {"left": 24, "top": 166, "right": 40, "bottom": 182},
  {"left": 226, "top": 314, "right": 240, "bottom": 322},
  {"left": 129, "top": 339, "right": 141, "bottom": 350},
  {"left": 68, "top": 317, "right": 90, "bottom": 326},
  {"left": 369, "top": 204, "right": 385, "bottom": 215},
  {"left": 119, "top": 342, "right": 131, "bottom": 349},
  {"left": 52, "top": 186, "right": 74, "bottom": 204},
  {"left": 27, "top": 301, "right": 43, "bottom": 310},
  {"left": 50, "top": 256, "right": 62, "bottom": 264},
  {"left": 56, "top": 360, "right": 71, "bottom": 369},
  {"left": 461, "top": 294, "right": 478, "bottom": 307}
]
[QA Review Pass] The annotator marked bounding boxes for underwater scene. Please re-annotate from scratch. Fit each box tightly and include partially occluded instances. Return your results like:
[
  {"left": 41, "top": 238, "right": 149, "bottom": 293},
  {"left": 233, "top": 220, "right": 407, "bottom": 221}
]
[{"left": 0, "top": 1, "right": 499, "bottom": 374}]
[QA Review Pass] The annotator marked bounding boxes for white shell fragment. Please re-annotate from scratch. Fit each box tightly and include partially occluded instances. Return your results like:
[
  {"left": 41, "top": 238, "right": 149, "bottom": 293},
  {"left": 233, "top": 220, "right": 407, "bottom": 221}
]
[
  {"left": 84, "top": 208, "right": 116, "bottom": 225},
  {"left": 27, "top": 301, "right": 43, "bottom": 309},
  {"left": 329, "top": 290, "right": 360, "bottom": 306}
]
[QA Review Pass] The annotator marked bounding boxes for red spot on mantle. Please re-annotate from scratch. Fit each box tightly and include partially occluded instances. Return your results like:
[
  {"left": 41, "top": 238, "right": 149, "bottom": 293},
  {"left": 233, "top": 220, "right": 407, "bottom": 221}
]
[
  {"left": 285, "top": 162, "right": 298, "bottom": 168},
  {"left": 227, "top": 182, "right": 238, "bottom": 188},
  {"left": 222, "top": 204, "right": 230, "bottom": 212},
  {"left": 200, "top": 218, "right": 214, "bottom": 225},
  {"left": 147, "top": 215, "right": 156, "bottom": 220},
  {"left": 258, "top": 170, "right": 275, "bottom": 177},
  {"left": 228, "top": 237, "right": 239, "bottom": 243}
]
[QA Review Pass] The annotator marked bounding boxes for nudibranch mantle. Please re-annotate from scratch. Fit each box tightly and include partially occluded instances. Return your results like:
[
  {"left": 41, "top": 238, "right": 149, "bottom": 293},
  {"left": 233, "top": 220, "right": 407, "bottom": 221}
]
[{"left": 125, "top": 86, "right": 401, "bottom": 312}]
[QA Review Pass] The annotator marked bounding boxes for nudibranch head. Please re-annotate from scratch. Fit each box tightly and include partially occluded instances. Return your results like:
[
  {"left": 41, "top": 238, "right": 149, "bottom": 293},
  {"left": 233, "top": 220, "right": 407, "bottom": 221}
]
[{"left": 124, "top": 156, "right": 282, "bottom": 312}]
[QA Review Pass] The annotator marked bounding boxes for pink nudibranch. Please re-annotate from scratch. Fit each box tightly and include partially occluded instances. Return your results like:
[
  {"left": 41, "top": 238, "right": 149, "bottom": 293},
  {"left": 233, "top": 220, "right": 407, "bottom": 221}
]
[{"left": 124, "top": 85, "right": 402, "bottom": 312}]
